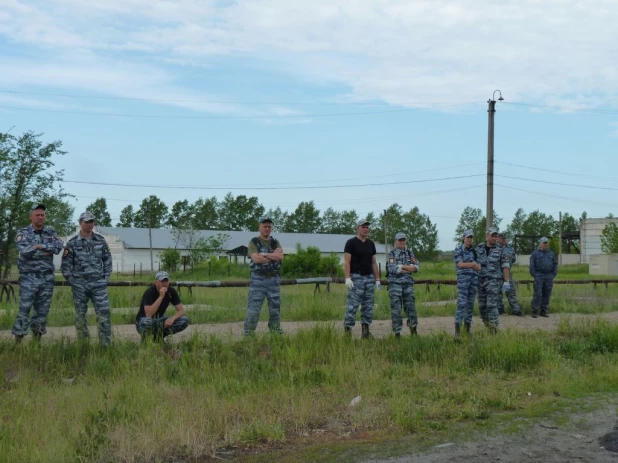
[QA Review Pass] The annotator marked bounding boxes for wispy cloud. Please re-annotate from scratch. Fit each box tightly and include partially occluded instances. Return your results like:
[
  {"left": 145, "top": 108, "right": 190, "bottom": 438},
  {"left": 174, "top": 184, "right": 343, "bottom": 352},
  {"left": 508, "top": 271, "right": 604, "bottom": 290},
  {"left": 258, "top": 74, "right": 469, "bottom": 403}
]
[{"left": 2, "top": 0, "right": 618, "bottom": 112}]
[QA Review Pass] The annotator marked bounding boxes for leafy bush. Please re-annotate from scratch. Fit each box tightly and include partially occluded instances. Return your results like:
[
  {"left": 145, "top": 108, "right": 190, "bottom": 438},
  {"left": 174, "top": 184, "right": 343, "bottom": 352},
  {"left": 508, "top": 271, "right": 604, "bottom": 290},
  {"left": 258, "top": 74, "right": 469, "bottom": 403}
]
[
  {"left": 158, "top": 248, "right": 181, "bottom": 272},
  {"left": 281, "top": 244, "right": 343, "bottom": 278}
]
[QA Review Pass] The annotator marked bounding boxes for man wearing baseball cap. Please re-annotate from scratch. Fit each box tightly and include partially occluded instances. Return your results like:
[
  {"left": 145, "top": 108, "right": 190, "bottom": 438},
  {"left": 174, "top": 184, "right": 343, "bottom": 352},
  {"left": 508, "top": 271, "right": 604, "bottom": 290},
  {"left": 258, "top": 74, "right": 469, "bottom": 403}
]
[
  {"left": 12, "top": 203, "right": 64, "bottom": 342},
  {"left": 386, "top": 232, "right": 420, "bottom": 337},
  {"left": 497, "top": 232, "right": 524, "bottom": 316},
  {"left": 135, "top": 271, "right": 189, "bottom": 341},
  {"left": 61, "top": 211, "right": 113, "bottom": 345},
  {"left": 343, "top": 219, "right": 381, "bottom": 338},
  {"left": 474, "top": 226, "right": 511, "bottom": 333},
  {"left": 243, "top": 216, "right": 285, "bottom": 335},
  {"left": 529, "top": 237, "right": 558, "bottom": 318},
  {"left": 453, "top": 229, "right": 481, "bottom": 337}
]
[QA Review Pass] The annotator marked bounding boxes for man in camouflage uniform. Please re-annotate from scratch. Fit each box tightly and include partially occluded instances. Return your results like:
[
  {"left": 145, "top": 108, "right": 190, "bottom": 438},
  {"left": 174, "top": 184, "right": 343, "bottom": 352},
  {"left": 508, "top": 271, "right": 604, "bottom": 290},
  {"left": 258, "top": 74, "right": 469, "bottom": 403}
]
[
  {"left": 454, "top": 229, "right": 480, "bottom": 337},
  {"left": 475, "top": 227, "right": 511, "bottom": 332},
  {"left": 243, "top": 216, "right": 285, "bottom": 335},
  {"left": 386, "top": 232, "right": 419, "bottom": 337},
  {"left": 61, "top": 211, "right": 113, "bottom": 345},
  {"left": 529, "top": 236, "right": 558, "bottom": 318},
  {"left": 12, "top": 204, "right": 64, "bottom": 342},
  {"left": 343, "top": 219, "right": 381, "bottom": 338},
  {"left": 497, "top": 232, "right": 524, "bottom": 316}
]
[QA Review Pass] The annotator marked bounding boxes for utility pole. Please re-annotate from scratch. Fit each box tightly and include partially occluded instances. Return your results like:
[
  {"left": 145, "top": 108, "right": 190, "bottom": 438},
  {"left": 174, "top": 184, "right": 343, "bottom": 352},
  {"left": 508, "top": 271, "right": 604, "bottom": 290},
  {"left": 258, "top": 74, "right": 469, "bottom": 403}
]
[
  {"left": 559, "top": 211, "right": 563, "bottom": 267},
  {"left": 486, "top": 90, "right": 503, "bottom": 230},
  {"left": 383, "top": 209, "right": 388, "bottom": 258},
  {"left": 148, "top": 208, "right": 154, "bottom": 272}
]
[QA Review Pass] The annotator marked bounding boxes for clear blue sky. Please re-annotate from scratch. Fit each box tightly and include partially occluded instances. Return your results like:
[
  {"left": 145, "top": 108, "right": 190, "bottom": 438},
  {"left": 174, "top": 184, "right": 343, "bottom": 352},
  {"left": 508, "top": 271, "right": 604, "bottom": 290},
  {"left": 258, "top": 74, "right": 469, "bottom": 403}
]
[{"left": 1, "top": 1, "right": 617, "bottom": 249}]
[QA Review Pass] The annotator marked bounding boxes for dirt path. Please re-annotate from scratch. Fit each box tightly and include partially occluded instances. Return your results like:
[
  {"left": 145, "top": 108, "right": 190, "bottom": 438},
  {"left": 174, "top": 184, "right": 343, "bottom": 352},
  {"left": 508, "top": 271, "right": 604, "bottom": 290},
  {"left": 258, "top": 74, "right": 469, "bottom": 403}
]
[{"left": 2, "top": 311, "right": 618, "bottom": 341}]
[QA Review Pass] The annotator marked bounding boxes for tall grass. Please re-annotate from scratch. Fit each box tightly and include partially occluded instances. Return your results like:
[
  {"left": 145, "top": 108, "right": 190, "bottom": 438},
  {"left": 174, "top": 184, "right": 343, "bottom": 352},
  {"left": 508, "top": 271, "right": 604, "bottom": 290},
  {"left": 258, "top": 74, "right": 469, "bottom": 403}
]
[{"left": 1, "top": 320, "right": 618, "bottom": 462}]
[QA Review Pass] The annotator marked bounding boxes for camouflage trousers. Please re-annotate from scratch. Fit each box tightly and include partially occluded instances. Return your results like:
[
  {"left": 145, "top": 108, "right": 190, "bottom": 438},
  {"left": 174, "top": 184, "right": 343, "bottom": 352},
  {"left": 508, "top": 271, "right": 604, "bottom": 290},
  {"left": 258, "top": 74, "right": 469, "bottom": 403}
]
[
  {"left": 136, "top": 316, "right": 190, "bottom": 341},
  {"left": 244, "top": 273, "right": 281, "bottom": 335},
  {"left": 477, "top": 277, "right": 501, "bottom": 329},
  {"left": 532, "top": 274, "right": 554, "bottom": 315},
  {"left": 388, "top": 282, "right": 416, "bottom": 334},
  {"left": 497, "top": 274, "right": 521, "bottom": 314},
  {"left": 71, "top": 278, "right": 112, "bottom": 345},
  {"left": 455, "top": 274, "right": 478, "bottom": 326},
  {"left": 344, "top": 274, "right": 375, "bottom": 327},
  {"left": 12, "top": 272, "right": 55, "bottom": 337}
]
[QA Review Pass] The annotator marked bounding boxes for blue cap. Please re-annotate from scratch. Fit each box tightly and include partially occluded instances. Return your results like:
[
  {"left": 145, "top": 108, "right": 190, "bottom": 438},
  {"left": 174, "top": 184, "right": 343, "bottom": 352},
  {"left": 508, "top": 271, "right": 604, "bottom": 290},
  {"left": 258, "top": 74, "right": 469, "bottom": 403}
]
[
  {"left": 356, "top": 219, "right": 370, "bottom": 228},
  {"left": 30, "top": 204, "right": 46, "bottom": 213},
  {"left": 497, "top": 232, "right": 507, "bottom": 238},
  {"left": 79, "top": 211, "right": 95, "bottom": 222},
  {"left": 486, "top": 227, "right": 499, "bottom": 235},
  {"left": 258, "top": 216, "right": 273, "bottom": 224},
  {"left": 395, "top": 232, "right": 407, "bottom": 240},
  {"left": 464, "top": 229, "right": 474, "bottom": 238},
  {"left": 539, "top": 236, "right": 549, "bottom": 243}
]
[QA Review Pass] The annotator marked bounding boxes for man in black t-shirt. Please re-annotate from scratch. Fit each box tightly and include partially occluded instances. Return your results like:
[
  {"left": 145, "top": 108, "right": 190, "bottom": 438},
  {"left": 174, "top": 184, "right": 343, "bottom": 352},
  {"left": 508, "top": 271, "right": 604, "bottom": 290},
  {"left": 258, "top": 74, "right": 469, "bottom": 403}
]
[
  {"left": 135, "top": 271, "right": 189, "bottom": 341},
  {"left": 343, "top": 219, "right": 381, "bottom": 338}
]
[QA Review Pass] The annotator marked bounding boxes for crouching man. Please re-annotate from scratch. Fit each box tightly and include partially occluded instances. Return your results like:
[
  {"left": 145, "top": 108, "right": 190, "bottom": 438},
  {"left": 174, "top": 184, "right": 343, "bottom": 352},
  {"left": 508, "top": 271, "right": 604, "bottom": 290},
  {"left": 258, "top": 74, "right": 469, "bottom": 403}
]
[{"left": 135, "top": 271, "right": 189, "bottom": 342}]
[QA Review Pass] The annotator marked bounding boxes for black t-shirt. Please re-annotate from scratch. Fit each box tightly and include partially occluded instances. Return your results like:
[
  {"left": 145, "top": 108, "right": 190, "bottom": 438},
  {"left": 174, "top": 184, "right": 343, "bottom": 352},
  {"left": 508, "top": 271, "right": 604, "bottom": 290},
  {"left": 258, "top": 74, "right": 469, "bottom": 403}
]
[
  {"left": 136, "top": 285, "right": 182, "bottom": 321},
  {"left": 344, "top": 237, "right": 376, "bottom": 276}
]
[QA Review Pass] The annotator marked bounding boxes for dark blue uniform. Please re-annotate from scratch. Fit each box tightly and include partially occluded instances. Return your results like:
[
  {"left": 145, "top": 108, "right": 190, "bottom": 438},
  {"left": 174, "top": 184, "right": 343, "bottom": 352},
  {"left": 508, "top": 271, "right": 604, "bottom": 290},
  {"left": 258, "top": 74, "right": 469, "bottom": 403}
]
[{"left": 529, "top": 247, "right": 558, "bottom": 316}]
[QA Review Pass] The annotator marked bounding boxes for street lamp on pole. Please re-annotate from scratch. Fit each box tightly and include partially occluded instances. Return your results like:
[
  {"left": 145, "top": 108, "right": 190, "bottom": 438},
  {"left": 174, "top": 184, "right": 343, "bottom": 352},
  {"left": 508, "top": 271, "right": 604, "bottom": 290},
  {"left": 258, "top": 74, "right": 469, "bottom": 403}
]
[{"left": 486, "top": 90, "right": 504, "bottom": 229}]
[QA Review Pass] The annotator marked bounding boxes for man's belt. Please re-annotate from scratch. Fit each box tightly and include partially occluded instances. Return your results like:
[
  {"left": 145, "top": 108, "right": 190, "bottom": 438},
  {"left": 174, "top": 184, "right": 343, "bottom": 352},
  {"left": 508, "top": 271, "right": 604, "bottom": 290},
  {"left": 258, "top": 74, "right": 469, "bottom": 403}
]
[
  {"left": 20, "top": 271, "right": 53, "bottom": 277},
  {"left": 254, "top": 271, "right": 280, "bottom": 278}
]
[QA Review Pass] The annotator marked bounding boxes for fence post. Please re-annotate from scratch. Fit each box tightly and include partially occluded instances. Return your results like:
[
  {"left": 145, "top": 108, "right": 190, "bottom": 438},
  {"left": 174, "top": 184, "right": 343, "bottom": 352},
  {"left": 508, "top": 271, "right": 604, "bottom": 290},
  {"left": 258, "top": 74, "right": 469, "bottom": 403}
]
[
  {"left": 133, "top": 263, "right": 135, "bottom": 278},
  {"left": 208, "top": 261, "right": 211, "bottom": 276},
  {"left": 378, "top": 262, "right": 382, "bottom": 277},
  {"left": 140, "top": 262, "right": 142, "bottom": 277}
]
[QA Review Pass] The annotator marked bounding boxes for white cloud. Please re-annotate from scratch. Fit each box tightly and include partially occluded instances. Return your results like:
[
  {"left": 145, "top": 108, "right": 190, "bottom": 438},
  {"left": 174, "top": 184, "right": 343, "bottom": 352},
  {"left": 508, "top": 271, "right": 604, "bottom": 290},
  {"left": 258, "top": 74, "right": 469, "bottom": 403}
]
[{"left": 1, "top": 0, "right": 618, "bottom": 110}]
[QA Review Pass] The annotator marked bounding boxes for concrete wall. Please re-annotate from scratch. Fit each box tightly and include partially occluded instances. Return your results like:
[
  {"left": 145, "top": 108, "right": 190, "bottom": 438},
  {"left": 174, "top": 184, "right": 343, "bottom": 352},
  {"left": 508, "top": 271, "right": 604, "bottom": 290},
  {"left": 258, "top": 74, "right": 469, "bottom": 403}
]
[
  {"left": 515, "top": 254, "right": 581, "bottom": 266},
  {"left": 589, "top": 254, "right": 618, "bottom": 276},
  {"left": 581, "top": 218, "right": 618, "bottom": 263}
]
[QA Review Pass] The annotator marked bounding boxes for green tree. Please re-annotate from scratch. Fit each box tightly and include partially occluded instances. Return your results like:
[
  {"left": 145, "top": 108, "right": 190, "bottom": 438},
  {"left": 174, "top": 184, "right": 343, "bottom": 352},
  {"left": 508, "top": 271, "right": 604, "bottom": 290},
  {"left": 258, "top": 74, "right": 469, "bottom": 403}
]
[
  {"left": 284, "top": 201, "right": 321, "bottom": 233},
  {"left": 454, "top": 207, "right": 502, "bottom": 245},
  {"left": 319, "top": 208, "right": 358, "bottom": 234},
  {"left": 188, "top": 233, "right": 230, "bottom": 267},
  {"left": 505, "top": 208, "right": 527, "bottom": 240},
  {"left": 117, "top": 205, "right": 134, "bottom": 227},
  {"left": 38, "top": 193, "right": 75, "bottom": 236},
  {"left": 134, "top": 195, "right": 169, "bottom": 228},
  {"left": 517, "top": 210, "right": 556, "bottom": 254},
  {"left": 217, "top": 193, "right": 264, "bottom": 231},
  {"left": 84, "top": 197, "right": 112, "bottom": 227},
  {"left": 167, "top": 200, "right": 194, "bottom": 229},
  {"left": 376, "top": 204, "right": 438, "bottom": 260},
  {"left": 281, "top": 244, "right": 343, "bottom": 278},
  {"left": 0, "top": 130, "right": 67, "bottom": 277},
  {"left": 159, "top": 248, "right": 181, "bottom": 272},
  {"left": 264, "top": 206, "right": 289, "bottom": 233},
  {"left": 192, "top": 197, "right": 218, "bottom": 230},
  {"left": 600, "top": 223, "right": 618, "bottom": 253}
]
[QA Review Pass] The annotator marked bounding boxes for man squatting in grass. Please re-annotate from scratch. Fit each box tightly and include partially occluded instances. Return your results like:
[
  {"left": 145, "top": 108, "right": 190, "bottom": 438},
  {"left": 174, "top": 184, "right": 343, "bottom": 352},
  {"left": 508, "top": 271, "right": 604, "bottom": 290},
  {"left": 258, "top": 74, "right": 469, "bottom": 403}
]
[
  {"left": 386, "top": 232, "right": 419, "bottom": 337},
  {"left": 243, "top": 216, "right": 285, "bottom": 335},
  {"left": 475, "top": 227, "right": 511, "bottom": 333},
  {"left": 12, "top": 203, "right": 64, "bottom": 343},
  {"left": 497, "top": 231, "right": 524, "bottom": 316},
  {"left": 135, "top": 271, "right": 189, "bottom": 341},
  {"left": 344, "top": 219, "right": 381, "bottom": 338},
  {"left": 453, "top": 229, "right": 480, "bottom": 337},
  {"left": 61, "top": 211, "right": 113, "bottom": 345},
  {"left": 529, "top": 236, "right": 558, "bottom": 318}
]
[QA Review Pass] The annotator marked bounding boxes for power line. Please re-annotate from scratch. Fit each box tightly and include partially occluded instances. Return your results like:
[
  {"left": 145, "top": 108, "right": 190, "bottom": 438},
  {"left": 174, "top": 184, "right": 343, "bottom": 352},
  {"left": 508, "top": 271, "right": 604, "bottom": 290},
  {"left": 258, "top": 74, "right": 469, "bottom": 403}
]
[
  {"left": 495, "top": 184, "right": 618, "bottom": 208},
  {"left": 0, "top": 89, "right": 480, "bottom": 108},
  {"left": 497, "top": 175, "right": 618, "bottom": 191},
  {"left": 497, "top": 161, "right": 618, "bottom": 182},
  {"left": 61, "top": 174, "right": 484, "bottom": 190},
  {"left": 503, "top": 101, "right": 618, "bottom": 116},
  {"left": 0, "top": 102, "right": 476, "bottom": 120}
]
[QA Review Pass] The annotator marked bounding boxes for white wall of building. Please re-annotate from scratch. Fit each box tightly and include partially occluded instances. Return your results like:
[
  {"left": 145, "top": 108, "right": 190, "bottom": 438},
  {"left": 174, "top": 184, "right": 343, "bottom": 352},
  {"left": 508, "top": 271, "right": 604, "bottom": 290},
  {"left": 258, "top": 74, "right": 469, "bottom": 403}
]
[
  {"left": 581, "top": 218, "right": 618, "bottom": 263},
  {"left": 589, "top": 254, "right": 618, "bottom": 276}
]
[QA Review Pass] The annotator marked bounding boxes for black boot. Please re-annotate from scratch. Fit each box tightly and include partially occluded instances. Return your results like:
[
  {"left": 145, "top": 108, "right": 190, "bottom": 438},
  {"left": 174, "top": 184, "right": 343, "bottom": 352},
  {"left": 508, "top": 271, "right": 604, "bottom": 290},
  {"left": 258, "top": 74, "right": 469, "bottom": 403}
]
[
  {"left": 344, "top": 326, "right": 352, "bottom": 336},
  {"left": 464, "top": 322, "right": 471, "bottom": 334},
  {"left": 409, "top": 325, "right": 418, "bottom": 336},
  {"left": 15, "top": 335, "right": 24, "bottom": 344},
  {"left": 361, "top": 323, "right": 373, "bottom": 339},
  {"left": 454, "top": 323, "right": 460, "bottom": 339}
]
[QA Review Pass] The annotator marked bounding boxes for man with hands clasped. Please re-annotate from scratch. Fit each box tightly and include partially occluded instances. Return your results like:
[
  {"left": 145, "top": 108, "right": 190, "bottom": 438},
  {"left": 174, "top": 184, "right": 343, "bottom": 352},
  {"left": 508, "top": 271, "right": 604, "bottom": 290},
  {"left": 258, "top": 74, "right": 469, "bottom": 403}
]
[
  {"left": 453, "top": 229, "right": 481, "bottom": 337},
  {"left": 386, "top": 232, "right": 420, "bottom": 337},
  {"left": 135, "top": 271, "right": 189, "bottom": 342},
  {"left": 343, "top": 219, "right": 381, "bottom": 339}
]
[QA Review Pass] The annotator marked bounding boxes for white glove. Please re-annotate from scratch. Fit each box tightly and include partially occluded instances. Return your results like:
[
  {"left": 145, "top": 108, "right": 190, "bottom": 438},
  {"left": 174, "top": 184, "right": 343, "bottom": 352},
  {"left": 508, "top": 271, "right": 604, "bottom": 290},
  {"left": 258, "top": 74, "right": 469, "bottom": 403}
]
[
  {"left": 375, "top": 281, "right": 382, "bottom": 291},
  {"left": 345, "top": 278, "right": 354, "bottom": 290},
  {"left": 503, "top": 281, "right": 510, "bottom": 292}
]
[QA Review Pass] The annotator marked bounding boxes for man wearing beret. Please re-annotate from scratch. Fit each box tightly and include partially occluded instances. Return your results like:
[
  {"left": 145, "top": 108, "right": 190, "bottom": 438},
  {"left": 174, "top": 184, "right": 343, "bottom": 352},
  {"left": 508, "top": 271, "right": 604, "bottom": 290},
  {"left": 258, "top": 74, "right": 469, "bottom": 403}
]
[
  {"left": 529, "top": 237, "right": 558, "bottom": 318},
  {"left": 12, "top": 203, "right": 64, "bottom": 343},
  {"left": 61, "top": 211, "right": 113, "bottom": 345}
]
